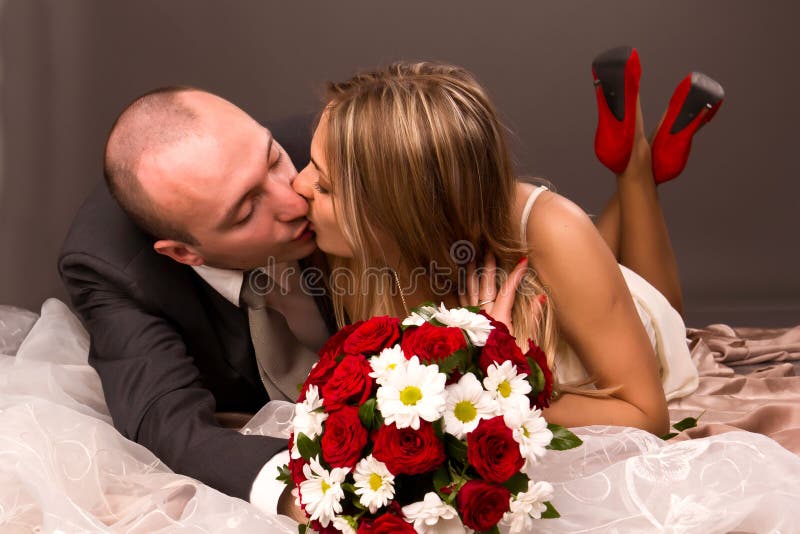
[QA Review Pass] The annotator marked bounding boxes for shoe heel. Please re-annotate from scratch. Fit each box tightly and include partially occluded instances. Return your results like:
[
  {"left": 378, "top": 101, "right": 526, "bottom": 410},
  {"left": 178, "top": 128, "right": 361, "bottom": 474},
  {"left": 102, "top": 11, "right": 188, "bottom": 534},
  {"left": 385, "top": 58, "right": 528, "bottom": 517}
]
[
  {"left": 592, "top": 46, "right": 636, "bottom": 122},
  {"left": 652, "top": 72, "right": 725, "bottom": 184},
  {"left": 592, "top": 46, "right": 642, "bottom": 174},
  {"left": 668, "top": 72, "right": 725, "bottom": 134}
]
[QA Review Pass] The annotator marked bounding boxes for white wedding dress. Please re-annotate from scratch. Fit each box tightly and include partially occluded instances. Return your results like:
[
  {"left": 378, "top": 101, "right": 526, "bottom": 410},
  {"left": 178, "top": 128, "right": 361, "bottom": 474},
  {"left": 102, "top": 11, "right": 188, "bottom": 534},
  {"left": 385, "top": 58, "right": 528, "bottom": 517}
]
[{"left": 1, "top": 299, "right": 798, "bottom": 533}]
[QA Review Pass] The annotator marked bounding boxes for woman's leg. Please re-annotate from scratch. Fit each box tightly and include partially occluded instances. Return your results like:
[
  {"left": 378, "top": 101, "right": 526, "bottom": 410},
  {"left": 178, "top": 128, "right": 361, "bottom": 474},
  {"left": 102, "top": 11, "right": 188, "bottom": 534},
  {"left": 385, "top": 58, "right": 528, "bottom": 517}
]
[
  {"left": 595, "top": 194, "right": 621, "bottom": 261},
  {"left": 595, "top": 97, "right": 686, "bottom": 316}
]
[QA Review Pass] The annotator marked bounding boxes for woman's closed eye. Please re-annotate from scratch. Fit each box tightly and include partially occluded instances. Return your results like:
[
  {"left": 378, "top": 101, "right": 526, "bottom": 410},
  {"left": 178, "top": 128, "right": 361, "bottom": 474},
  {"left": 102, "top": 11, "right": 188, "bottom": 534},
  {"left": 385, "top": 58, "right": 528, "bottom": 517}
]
[{"left": 312, "top": 181, "right": 330, "bottom": 195}]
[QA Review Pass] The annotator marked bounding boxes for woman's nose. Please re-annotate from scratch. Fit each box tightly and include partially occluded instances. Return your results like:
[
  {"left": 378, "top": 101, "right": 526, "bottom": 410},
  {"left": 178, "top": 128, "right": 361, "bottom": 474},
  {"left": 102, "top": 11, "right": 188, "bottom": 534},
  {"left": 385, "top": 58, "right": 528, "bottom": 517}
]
[{"left": 292, "top": 163, "right": 314, "bottom": 199}]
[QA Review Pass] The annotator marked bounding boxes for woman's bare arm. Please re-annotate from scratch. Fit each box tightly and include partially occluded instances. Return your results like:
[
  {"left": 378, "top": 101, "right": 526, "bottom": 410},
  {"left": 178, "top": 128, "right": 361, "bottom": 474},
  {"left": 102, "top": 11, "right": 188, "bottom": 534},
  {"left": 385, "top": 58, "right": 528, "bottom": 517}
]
[{"left": 525, "top": 190, "right": 669, "bottom": 435}]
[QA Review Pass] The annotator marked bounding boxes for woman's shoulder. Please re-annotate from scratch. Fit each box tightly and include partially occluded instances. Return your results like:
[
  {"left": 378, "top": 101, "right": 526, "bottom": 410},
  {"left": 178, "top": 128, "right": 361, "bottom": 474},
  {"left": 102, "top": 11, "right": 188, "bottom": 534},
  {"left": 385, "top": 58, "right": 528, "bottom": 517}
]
[{"left": 513, "top": 181, "right": 596, "bottom": 255}]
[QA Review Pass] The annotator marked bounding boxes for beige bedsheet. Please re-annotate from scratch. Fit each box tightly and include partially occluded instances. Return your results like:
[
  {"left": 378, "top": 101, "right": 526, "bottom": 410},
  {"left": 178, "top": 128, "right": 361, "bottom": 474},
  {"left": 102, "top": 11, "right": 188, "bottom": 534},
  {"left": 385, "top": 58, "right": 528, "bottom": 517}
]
[{"left": 668, "top": 323, "right": 800, "bottom": 453}]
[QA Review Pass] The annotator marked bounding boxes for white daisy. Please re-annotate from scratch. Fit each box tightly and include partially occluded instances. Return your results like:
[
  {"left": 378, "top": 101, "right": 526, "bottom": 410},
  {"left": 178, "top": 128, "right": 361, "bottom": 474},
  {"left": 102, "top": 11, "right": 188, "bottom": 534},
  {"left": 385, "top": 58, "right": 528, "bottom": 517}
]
[
  {"left": 503, "top": 479, "right": 555, "bottom": 533},
  {"left": 299, "top": 456, "right": 350, "bottom": 528},
  {"left": 353, "top": 455, "right": 396, "bottom": 513},
  {"left": 291, "top": 385, "right": 328, "bottom": 459},
  {"left": 331, "top": 516, "right": 357, "bottom": 534},
  {"left": 402, "top": 492, "right": 464, "bottom": 533},
  {"left": 443, "top": 373, "right": 499, "bottom": 439},
  {"left": 483, "top": 360, "right": 532, "bottom": 414},
  {"left": 376, "top": 356, "right": 446, "bottom": 430},
  {"left": 369, "top": 345, "right": 407, "bottom": 386},
  {"left": 401, "top": 305, "right": 437, "bottom": 326},
  {"left": 503, "top": 406, "right": 553, "bottom": 467},
  {"left": 432, "top": 304, "right": 494, "bottom": 346}
]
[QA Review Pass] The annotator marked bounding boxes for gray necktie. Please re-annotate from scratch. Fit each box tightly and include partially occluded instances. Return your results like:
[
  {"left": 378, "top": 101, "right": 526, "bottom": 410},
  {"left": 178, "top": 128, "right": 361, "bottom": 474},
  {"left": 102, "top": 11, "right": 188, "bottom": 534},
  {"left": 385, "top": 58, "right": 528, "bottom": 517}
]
[{"left": 240, "top": 269, "right": 320, "bottom": 401}]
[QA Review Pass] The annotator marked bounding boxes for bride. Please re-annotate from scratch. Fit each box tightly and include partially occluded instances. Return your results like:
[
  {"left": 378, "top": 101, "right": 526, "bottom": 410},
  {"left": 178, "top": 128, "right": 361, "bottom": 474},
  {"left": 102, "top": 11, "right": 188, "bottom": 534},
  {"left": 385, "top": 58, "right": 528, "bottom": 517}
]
[
  {"left": 1, "top": 59, "right": 798, "bottom": 532},
  {"left": 292, "top": 59, "right": 700, "bottom": 435}
]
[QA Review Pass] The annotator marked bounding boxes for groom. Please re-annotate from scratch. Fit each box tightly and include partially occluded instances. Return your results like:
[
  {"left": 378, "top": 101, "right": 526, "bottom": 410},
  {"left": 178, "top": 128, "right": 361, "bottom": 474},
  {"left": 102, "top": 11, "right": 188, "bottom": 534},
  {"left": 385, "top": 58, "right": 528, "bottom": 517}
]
[{"left": 58, "top": 87, "right": 333, "bottom": 517}]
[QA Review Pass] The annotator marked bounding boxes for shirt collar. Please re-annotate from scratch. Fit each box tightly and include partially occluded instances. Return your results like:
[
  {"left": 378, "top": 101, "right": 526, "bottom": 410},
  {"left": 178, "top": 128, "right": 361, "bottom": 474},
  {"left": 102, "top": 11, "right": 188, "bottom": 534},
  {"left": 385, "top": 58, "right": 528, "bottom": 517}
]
[{"left": 192, "top": 262, "right": 293, "bottom": 308}]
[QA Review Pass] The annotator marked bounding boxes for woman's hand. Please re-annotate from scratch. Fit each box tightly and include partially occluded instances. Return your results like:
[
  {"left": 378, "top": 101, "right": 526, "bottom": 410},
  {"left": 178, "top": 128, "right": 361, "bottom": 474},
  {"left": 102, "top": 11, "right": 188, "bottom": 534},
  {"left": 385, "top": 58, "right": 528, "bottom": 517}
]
[{"left": 458, "top": 252, "right": 529, "bottom": 335}]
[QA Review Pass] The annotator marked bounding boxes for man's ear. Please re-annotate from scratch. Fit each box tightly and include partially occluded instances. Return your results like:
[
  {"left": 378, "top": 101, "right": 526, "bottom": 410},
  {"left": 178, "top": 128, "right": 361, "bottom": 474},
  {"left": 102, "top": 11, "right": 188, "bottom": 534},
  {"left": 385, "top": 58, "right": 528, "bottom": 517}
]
[{"left": 153, "top": 240, "right": 205, "bottom": 266}]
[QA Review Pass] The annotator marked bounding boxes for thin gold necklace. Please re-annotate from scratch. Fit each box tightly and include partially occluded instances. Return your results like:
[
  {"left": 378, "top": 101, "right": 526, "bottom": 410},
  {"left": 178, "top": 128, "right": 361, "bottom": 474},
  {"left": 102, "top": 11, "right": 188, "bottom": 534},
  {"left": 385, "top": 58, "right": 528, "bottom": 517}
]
[{"left": 392, "top": 269, "right": 410, "bottom": 316}]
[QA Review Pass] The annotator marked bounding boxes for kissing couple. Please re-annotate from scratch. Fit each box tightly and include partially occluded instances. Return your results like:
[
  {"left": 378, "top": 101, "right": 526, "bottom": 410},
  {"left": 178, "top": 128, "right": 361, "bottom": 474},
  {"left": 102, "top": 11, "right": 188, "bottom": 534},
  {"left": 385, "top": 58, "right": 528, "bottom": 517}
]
[{"left": 62, "top": 52, "right": 790, "bottom": 532}]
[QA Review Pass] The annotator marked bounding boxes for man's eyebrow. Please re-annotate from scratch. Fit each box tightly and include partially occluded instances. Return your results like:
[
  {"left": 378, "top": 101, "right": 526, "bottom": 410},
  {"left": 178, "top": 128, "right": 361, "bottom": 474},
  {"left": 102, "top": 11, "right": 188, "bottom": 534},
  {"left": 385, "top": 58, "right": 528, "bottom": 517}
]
[{"left": 216, "top": 134, "right": 274, "bottom": 230}]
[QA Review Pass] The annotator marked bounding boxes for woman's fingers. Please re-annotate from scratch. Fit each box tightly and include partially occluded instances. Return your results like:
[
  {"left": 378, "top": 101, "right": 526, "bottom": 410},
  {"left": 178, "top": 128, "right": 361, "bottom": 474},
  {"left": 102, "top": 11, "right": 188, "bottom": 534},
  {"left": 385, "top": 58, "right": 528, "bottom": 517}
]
[
  {"left": 489, "top": 257, "right": 529, "bottom": 334},
  {"left": 458, "top": 290, "right": 469, "bottom": 308},
  {"left": 478, "top": 252, "right": 497, "bottom": 309},
  {"left": 465, "top": 261, "right": 478, "bottom": 305}
]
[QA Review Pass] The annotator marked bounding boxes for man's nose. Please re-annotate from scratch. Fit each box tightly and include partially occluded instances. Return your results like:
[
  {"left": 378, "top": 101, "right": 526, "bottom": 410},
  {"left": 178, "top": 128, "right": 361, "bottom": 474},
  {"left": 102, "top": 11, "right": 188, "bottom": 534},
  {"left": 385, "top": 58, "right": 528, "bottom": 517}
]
[{"left": 275, "top": 175, "right": 309, "bottom": 220}]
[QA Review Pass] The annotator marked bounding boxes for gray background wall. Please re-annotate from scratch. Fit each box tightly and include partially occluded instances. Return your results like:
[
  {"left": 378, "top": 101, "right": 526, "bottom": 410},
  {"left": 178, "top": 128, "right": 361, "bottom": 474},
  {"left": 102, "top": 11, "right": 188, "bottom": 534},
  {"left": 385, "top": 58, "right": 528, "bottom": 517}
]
[{"left": 1, "top": 0, "right": 798, "bottom": 327}]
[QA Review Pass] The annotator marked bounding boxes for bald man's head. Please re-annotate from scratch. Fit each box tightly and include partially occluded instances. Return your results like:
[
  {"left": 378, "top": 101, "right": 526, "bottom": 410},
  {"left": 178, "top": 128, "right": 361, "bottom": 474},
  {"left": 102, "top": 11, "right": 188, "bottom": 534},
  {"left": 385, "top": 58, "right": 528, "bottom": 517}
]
[
  {"left": 104, "top": 86, "right": 202, "bottom": 243},
  {"left": 102, "top": 87, "right": 314, "bottom": 270}
]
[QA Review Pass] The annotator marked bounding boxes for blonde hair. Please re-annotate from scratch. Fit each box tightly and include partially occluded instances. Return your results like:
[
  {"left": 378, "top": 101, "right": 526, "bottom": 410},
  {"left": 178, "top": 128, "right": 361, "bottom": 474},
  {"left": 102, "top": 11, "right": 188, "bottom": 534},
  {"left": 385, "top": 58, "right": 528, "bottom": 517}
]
[{"left": 322, "top": 61, "right": 566, "bottom": 388}]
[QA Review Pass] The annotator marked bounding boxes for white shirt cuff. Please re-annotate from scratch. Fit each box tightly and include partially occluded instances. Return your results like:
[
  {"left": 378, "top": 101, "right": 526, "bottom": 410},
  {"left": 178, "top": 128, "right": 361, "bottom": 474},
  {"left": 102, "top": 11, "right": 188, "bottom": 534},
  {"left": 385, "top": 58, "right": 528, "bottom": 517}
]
[{"left": 249, "top": 449, "right": 290, "bottom": 515}]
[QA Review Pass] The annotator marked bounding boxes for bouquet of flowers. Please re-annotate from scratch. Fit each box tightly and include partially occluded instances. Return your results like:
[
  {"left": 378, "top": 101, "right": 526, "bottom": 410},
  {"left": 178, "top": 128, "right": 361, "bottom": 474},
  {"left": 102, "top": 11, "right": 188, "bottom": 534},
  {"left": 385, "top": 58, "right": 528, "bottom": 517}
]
[{"left": 278, "top": 303, "right": 582, "bottom": 534}]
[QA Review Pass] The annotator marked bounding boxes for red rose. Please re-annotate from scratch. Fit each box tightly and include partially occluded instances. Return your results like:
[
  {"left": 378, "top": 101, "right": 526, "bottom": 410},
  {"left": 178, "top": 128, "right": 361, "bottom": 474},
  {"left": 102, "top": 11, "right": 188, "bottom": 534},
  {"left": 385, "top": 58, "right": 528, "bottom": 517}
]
[
  {"left": 467, "top": 416, "right": 524, "bottom": 484},
  {"left": 322, "top": 354, "right": 374, "bottom": 410},
  {"left": 357, "top": 513, "right": 415, "bottom": 533},
  {"left": 321, "top": 406, "right": 368, "bottom": 469},
  {"left": 525, "top": 339, "right": 554, "bottom": 409},
  {"left": 372, "top": 421, "right": 446, "bottom": 475},
  {"left": 456, "top": 479, "right": 510, "bottom": 531},
  {"left": 400, "top": 322, "right": 467, "bottom": 364},
  {"left": 287, "top": 437, "right": 307, "bottom": 487},
  {"left": 343, "top": 316, "right": 401, "bottom": 356},
  {"left": 320, "top": 321, "right": 364, "bottom": 360},
  {"left": 311, "top": 520, "right": 345, "bottom": 534},
  {"left": 480, "top": 310, "right": 510, "bottom": 336},
  {"left": 478, "top": 328, "right": 530, "bottom": 376},
  {"left": 299, "top": 353, "right": 337, "bottom": 402}
]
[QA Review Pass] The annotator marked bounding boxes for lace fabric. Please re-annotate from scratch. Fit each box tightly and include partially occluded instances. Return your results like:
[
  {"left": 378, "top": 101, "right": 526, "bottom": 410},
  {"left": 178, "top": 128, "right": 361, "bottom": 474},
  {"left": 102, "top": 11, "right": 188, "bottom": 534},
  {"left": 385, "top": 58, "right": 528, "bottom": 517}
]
[{"left": 1, "top": 299, "right": 797, "bottom": 532}]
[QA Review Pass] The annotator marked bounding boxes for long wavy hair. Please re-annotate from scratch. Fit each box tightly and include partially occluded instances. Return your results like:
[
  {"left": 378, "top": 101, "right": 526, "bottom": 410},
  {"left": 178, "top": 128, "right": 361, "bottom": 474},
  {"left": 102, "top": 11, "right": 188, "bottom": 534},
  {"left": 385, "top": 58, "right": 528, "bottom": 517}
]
[{"left": 321, "top": 61, "right": 564, "bottom": 383}]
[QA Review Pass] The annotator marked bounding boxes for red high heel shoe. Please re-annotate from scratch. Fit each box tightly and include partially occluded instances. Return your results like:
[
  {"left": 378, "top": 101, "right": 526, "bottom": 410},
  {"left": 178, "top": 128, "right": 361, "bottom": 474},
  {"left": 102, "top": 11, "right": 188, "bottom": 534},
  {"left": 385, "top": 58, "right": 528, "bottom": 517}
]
[
  {"left": 592, "top": 46, "right": 642, "bottom": 174},
  {"left": 651, "top": 72, "right": 725, "bottom": 184}
]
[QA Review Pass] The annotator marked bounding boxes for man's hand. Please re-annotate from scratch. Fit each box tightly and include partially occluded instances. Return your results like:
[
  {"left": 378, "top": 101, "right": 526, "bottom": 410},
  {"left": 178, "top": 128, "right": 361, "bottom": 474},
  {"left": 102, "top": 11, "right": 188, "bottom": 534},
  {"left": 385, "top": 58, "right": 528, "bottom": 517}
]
[{"left": 278, "top": 484, "right": 307, "bottom": 524}]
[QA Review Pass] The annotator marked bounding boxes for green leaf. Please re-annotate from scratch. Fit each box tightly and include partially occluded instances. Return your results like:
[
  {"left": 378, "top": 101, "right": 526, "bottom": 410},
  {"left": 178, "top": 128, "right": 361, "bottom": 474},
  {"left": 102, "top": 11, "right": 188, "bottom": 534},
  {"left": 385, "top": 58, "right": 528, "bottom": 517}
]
[
  {"left": 296, "top": 432, "right": 321, "bottom": 461},
  {"left": 433, "top": 418, "right": 444, "bottom": 438},
  {"left": 464, "top": 305, "right": 481, "bottom": 314},
  {"left": 342, "top": 482, "right": 356, "bottom": 494},
  {"left": 350, "top": 493, "right": 366, "bottom": 510},
  {"left": 444, "top": 434, "right": 468, "bottom": 464},
  {"left": 545, "top": 424, "right": 583, "bottom": 451},
  {"left": 437, "top": 348, "right": 470, "bottom": 375},
  {"left": 672, "top": 412, "right": 704, "bottom": 432},
  {"left": 541, "top": 501, "right": 560, "bottom": 519},
  {"left": 297, "top": 524, "right": 307, "bottom": 534},
  {"left": 339, "top": 516, "right": 359, "bottom": 531},
  {"left": 358, "top": 399, "right": 380, "bottom": 430},
  {"left": 661, "top": 432, "right": 679, "bottom": 441},
  {"left": 526, "top": 356, "right": 546, "bottom": 394},
  {"left": 502, "top": 471, "right": 530, "bottom": 494},
  {"left": 276, "top": 464, "right": 291, "bottom": 484},
  {"left": 433, "top": 466, "right": 451, "bottom": 492}
]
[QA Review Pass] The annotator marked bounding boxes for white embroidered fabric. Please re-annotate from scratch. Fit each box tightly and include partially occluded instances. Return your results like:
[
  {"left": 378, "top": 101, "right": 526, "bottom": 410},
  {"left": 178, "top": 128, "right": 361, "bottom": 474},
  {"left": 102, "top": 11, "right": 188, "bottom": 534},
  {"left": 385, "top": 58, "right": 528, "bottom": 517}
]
[{"left": 1, "top": 299, "right": 798, "bottom": 533}]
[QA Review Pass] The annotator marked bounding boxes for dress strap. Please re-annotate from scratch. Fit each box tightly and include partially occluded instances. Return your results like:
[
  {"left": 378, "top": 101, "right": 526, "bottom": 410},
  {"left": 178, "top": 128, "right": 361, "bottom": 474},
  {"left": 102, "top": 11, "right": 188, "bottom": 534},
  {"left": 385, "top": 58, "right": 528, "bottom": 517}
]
[{"left": 520, "top": 185, "right": 549, "bottom": 243}]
